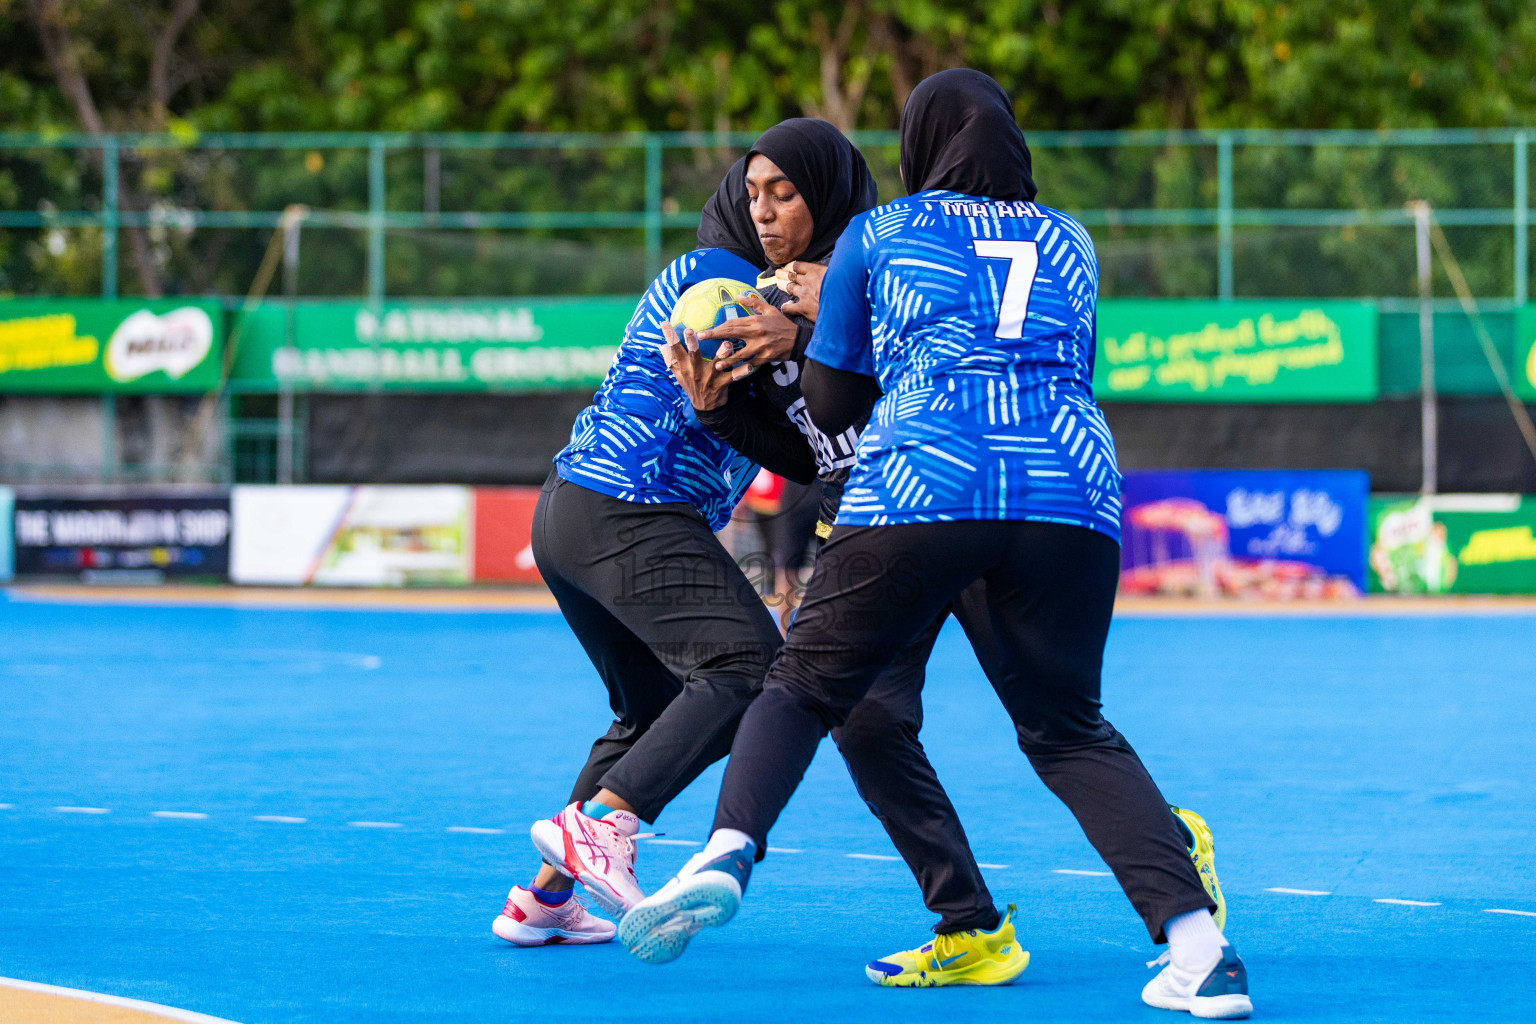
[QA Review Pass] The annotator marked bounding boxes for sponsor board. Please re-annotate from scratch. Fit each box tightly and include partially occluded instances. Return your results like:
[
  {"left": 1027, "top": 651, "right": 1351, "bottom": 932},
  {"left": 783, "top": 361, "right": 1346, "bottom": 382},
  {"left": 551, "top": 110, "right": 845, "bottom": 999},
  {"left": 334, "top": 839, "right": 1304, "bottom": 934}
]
[
  {"left": 230, "top": 299, "right": 634, "bottom": 391},
  {"left": 0, "top": 299, "right": 222, "bottom": 393},
  {"left": 1369, "top": 494, "right": 1536, "bottom": 594},
  {"left": 231, "top": 485, "right": 471, "bottom": 586},
  {"left": 1517, "top": 305, "right": 1536, "bottom": 401},
  {"left": 1095, "top": 300, "right": 1378, "bottom": 402},
  {"left": 471, "top": 487, "right": 543, "bottom": 584},
  {"left": 11, "top": 494, "right": 231, "bottom": 578},
  {"left": 0, "top": 487, "right": 12, "bottom": 582},
  {"left": 1120, "top": 470, "right": 1369, "bottom": 598}
]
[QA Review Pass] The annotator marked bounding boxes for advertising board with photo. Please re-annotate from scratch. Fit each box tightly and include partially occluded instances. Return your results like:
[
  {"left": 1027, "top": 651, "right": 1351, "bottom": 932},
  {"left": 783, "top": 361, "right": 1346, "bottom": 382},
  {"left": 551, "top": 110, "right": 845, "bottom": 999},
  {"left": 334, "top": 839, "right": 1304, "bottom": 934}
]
[{"left": 1120, "top": 470, "right": 1369, "bottom": 599}]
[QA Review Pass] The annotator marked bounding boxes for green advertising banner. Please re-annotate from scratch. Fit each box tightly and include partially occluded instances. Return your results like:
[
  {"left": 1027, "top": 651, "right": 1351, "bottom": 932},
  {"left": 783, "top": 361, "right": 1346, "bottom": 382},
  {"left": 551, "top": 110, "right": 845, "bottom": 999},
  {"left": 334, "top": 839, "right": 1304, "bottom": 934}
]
[
  {"left": 1094, "top": 300, "right": 1378, "bottom": 402},
  {"left": 1516, "top": 304, "right": 1536, "bottom": 402},
  {"left": 231, "top": 299, "right": 636, "bottom": 391},
  {"left": 0, "top": 298, "right": 223, "bottom": 393},
  {"left": 1368, "top": 494, "right": 1536, "bottom": 594}
]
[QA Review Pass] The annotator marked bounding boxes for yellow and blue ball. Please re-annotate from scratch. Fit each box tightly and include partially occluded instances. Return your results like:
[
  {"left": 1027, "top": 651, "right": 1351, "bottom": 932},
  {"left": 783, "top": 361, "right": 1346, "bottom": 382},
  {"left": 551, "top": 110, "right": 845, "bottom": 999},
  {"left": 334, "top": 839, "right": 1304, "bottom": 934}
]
[{"left": 668, "top": 278, "right": 761, "bottom": 360}]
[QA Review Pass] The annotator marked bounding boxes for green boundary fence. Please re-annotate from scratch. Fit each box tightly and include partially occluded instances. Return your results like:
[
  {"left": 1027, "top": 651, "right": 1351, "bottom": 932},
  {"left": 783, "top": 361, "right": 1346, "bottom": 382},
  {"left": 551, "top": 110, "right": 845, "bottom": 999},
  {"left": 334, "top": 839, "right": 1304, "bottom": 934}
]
[
  {"left": 2, "top": 127, "right": 1534, "bottom": 303},
  {"left": 5, "top": 127, "right": 1536, "bottom": 485}
]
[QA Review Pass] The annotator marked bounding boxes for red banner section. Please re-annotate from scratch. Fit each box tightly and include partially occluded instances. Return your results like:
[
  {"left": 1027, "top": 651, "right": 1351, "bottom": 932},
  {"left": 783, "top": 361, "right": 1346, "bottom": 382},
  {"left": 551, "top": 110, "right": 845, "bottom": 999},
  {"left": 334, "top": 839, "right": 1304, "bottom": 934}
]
[{"left": 471, "top": 487, "right": 542, "bottom": 584}]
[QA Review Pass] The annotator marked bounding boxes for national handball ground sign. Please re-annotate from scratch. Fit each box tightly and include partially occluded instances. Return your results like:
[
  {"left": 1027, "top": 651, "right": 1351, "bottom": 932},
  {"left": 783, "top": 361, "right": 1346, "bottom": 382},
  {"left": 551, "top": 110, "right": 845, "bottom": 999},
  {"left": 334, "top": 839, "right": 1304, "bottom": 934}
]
[
  {"left": 0, "top": 299, "right": 222, "bottom": 393},
  {"left": 1095, "top": 300, "right": 1379, "bottom": 402},
  {"left": 230, "top": 299, "right": 635, "bottom": 391}
]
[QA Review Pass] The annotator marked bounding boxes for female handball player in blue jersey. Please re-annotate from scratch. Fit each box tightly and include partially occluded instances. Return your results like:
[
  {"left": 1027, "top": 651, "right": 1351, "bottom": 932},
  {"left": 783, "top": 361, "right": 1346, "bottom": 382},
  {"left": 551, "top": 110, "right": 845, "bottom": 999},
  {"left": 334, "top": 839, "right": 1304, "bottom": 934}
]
[
  {"left": 490, "top": 120, "right": 1018, "bottom": 957},
  {"left": 667, "top": 119, "right": 1050, "bottom": 980},
  {"left": 623, "top": 70, "right": 1252, "bottom": 1021}
]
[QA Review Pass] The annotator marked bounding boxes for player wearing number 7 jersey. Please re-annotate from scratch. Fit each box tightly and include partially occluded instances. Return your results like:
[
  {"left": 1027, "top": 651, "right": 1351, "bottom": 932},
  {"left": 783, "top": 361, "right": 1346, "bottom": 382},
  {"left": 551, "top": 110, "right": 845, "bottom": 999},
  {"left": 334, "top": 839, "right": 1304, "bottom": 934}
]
[
  {"left": 622, "top": 69, "right": 1251, "bottom": 1019},
  {"left": 828, "top": 188, "right": 1118, "bottom": 531}
]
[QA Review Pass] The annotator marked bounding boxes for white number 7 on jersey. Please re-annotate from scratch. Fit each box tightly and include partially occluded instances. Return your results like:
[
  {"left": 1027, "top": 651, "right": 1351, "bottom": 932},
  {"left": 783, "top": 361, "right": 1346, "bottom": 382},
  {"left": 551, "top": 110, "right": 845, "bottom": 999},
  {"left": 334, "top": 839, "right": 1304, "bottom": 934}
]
[{"left": 973, "top": 240, "right": 1039, "bottom": 339}]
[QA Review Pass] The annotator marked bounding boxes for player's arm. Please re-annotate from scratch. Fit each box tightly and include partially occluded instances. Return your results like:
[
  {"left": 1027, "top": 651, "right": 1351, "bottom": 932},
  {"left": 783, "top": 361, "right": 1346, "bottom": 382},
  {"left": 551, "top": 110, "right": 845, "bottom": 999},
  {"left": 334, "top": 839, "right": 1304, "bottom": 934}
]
[
  {"left": 802, "top": 361, "right": 881, "bottom": 438},
  {"left": 803, "top": 221, "right": 880, "bottom": 436},
  {"left": 696, "top": 384, "right": 818, "bottom": 485}
]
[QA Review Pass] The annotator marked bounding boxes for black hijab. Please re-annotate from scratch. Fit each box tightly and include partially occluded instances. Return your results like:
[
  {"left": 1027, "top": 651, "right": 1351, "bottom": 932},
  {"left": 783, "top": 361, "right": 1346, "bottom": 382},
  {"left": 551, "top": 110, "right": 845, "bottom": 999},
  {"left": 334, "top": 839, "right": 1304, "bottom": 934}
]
[
  {"left": 748, "top": 118, "right": 878, "bottom": 265},
  {"left": 696, "top": 118, "right": 878, "bottom": 269},
  {"left": 697, "top": 155, "right": 766, "bottom": 269},
  {"left": 899, "top": 69, "right": 1037, "bottom": 201}
]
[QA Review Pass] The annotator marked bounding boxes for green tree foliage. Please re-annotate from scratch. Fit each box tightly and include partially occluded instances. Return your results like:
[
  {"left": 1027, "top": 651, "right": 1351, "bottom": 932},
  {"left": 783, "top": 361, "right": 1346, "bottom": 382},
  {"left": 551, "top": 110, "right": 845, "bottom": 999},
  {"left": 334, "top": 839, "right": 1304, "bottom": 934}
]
[
  {"left": 11, "top": 1, "right": 1533, "bottom": 136},
  {"left": 4, "top": 1, "right": 1536, "bottom": 298}
]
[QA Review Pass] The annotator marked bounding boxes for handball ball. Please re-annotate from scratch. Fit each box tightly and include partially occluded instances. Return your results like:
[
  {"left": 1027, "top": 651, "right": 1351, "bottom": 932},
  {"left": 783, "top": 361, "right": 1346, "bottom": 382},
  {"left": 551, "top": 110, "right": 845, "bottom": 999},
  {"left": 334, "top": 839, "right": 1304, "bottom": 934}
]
[{"left": 669, "top": 278, "right": 761, "bottom": 360}]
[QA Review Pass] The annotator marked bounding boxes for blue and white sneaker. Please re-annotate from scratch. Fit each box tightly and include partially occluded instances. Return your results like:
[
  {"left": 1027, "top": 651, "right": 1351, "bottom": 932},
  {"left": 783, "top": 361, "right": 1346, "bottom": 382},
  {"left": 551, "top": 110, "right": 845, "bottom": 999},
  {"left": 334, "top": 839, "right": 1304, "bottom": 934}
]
[
  {"left": 1142, "top": 944, "right": 1252, "bottom": 1019},
  {"left": 618, "top": 845, "right": 753, "bottom": 964}
]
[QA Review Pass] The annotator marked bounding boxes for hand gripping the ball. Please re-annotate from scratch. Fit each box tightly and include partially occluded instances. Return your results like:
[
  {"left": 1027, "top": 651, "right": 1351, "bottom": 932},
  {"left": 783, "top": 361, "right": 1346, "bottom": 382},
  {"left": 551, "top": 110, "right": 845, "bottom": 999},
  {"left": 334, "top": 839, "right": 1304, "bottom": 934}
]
[
  {"left": 696, "top": 292, "right": 799, "bottom": 380},
  {"left": 659, "top": 321, "right": 733, "bottom": 411}
]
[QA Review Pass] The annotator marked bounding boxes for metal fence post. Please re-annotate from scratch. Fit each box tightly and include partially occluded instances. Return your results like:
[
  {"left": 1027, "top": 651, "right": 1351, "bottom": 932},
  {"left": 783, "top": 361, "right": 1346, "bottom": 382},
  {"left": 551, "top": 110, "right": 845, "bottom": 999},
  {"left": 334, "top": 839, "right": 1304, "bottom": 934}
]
[
  {"left": 101, "top": 136, "right": 118, "bottom": 299},
  {"left": 99, "top": 393, "right": 117, "bottom": 481},
  {"left": 1516, "top": 131, "right": 1528, "bottom": 305},
  {"left": 277, "top": 388, "right": 294, "bottom": 484},
  {"left": 99, "top": 136, "right": 120, "bottom": 481},
  {"left": 1217, "top": 131, "right": 1234, "bottom": 300},
  {"left": 424, "top": 146, "right": 441, "bottom": 222},
  {"left": 368, "top": 138, "right": 386, "bottom": 303},
  {"left": 645, "top": 135, "right": 663, "bottom": 279},
  {"left": 1411, "top": 201, "right": 1437, "bottom": 496}
]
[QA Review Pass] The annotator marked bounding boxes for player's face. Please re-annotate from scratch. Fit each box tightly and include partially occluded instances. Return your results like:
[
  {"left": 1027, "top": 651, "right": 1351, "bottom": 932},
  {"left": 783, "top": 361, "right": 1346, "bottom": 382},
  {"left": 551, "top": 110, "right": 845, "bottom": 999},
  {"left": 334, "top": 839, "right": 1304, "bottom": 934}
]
[{"left": 745, "top": 154, "right": 813, "bottom": 266}]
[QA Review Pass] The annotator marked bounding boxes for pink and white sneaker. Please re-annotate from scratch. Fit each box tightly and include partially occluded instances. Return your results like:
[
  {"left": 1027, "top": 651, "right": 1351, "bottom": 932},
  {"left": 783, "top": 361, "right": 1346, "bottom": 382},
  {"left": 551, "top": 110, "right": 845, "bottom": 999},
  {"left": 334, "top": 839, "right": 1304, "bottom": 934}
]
[
  {"left": 491, "top": 885, "right": 616, "bottom": 946},
  {"left": 530, "top": 801, "right": 647, "bottom": 917}
]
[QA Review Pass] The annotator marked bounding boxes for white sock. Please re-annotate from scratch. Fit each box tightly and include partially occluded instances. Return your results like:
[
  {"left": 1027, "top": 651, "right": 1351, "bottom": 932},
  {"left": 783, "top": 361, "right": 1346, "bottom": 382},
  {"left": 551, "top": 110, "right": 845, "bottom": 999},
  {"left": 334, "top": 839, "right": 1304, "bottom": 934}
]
[
  {"left": 1164, "top": 909, "right": 1227, "bottom": 967},
  {"left": 700, "top": 828, "right": 755, "bottom": 862}
]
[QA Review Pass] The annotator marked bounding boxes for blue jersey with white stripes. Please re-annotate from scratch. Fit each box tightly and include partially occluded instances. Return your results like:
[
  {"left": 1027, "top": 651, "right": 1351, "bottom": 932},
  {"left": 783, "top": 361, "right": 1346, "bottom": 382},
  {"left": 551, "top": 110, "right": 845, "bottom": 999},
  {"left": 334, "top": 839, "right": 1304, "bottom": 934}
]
[
  {"left": 555, "top": 249, "right": 762, "bottom": 530},
  {"left": 807, "top": 191, "right": 1122, "bottom": 540}
]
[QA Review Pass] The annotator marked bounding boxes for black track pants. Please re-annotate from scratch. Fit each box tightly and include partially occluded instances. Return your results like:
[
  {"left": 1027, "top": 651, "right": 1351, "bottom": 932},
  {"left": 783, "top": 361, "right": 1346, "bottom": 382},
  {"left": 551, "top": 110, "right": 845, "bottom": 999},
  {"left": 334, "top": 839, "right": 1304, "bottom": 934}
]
[
  {"left": 532, "top": 472, "right": 784, "bottom": 823},
  {"left": 831, "top": 604, "right": 998, "bottom": 933},
  {"left": 712, "top": 519, "right": 1214, "bottom": 943},
  {"left": 534, "top": 472, "right": 999, "bottom": 933}
]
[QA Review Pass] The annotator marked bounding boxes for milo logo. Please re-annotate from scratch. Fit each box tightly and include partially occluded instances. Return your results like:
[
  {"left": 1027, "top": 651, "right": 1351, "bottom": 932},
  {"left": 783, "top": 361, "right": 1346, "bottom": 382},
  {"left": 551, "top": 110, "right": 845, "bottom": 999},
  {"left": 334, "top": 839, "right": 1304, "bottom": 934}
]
[{"left": 104, "top": 307, "right": 214, "bottom": 382}]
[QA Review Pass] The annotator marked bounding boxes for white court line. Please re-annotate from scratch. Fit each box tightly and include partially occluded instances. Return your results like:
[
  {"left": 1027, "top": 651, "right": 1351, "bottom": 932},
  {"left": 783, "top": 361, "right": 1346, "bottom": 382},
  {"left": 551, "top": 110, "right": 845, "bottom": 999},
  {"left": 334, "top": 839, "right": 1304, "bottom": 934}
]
[
  {"left": 446, "top": 826, "right": 503, "bottom": 834},
  {"left": 1374, "top": 898, "right": 1441, "bottom": 907},
  {"left": 1485, "top": 908, "right": 1536, "bottom": 917},
  {"left": 0, "top": 804, "right": 12, "bottom": 810},
  {"left": 0, "top": 975, "right": 243, "bottom": 1024},
  {"left": 1266, "top": 887, "right": 1332, "bottom": 896},
  {"left": 644, "top": 838, "right": 702, "bottom": 846},
  {"left": 348, "top": 821, "right": 402, "bottom": 829},
  {"left": 53, "top": 806, "right": 109, "bottom": 815},
  {"left": 977, "top": 863, "right": 1011, "bottom": 870},
  {"left": 1054, "top": 869, "right": 1112, "bottom": 877},
  {"left": 152, "top": 811, "right": 209, "bottom": 819},
  {"left": 253, "top": 815, "right": 306, "bottom": 823},
  {"left": 846, "top": 853, "right": 902, "bottom": 862},
  {"left": 767, "top": 847, "right": 802, "bottom": 854}
]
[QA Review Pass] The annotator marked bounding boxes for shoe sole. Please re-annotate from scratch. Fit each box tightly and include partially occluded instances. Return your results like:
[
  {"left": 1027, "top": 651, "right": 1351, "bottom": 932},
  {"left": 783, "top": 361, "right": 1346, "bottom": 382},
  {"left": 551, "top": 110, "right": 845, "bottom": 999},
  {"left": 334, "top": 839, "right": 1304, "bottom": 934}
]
[
  {"left": 866, "top": 950, "right": 1030, "bottom": 987},
  {"left": 529, "top": 819, "right": 575, "bottom": 879},
  {"left": 1192, "top": 994, "right": 1253, "bottom": 1019},
  {"left": 491, "top": 913, "right": 615, "bottom": 947},
  {"left": 1143, "top": 991, "right": 1252, "bottom": 1019},
  {"left": 529, "top": 818, "right": 639, "bottom": 919},
  {"left": 618, "top": 873, "right": 741, "bottom": 965}
]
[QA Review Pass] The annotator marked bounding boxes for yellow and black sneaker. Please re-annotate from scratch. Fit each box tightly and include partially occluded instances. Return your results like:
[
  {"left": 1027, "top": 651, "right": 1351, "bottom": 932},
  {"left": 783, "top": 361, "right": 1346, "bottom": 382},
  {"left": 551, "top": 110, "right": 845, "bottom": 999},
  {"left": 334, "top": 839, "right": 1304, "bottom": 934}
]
[
  {"left": 1171, "top": 805, "right": 1226, "bottom": 931},
  {"left": 864, "top": 904, "right": 1029, "bottom": 987}
]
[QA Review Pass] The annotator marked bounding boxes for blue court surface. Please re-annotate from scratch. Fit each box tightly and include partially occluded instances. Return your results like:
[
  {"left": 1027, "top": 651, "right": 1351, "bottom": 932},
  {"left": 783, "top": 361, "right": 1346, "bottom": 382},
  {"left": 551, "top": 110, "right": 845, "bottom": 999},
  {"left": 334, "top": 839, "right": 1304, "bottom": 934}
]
[{"left": 2, "top": 592, "right": 1534, "bottom": 1023}]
